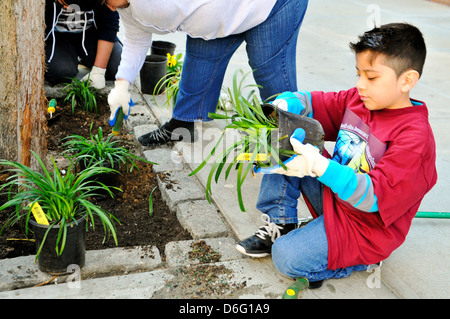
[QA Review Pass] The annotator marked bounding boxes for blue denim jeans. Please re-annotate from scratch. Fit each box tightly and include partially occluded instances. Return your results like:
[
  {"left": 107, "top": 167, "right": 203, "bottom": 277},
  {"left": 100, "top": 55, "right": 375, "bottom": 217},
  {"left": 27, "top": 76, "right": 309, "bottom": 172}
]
[
  {"left": 173, "top": 0, "right": 309, "bottom": 121},
  {"left": 258, "top": 174, "right": 367, "bottom": 282}
]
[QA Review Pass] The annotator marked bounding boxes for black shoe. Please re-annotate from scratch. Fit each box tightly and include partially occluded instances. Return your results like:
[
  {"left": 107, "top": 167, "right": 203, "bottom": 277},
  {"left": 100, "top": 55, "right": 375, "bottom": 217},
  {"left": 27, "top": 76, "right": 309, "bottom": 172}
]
[
  {"left": 308, "top": 280, "right": 324, "bottom": 289},
  {"left": 235, "top": 214, "right": 296, "bottom": 258},
  {"left": 138, "top": 121, "right": 196, "bottom": 146}
]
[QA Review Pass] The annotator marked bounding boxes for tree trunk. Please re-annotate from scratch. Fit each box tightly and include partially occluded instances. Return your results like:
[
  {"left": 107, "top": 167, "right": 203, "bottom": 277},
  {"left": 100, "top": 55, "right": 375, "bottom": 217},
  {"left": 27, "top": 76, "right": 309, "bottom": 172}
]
[{"left": 0, "top": 0, "right": 47, "bottom": 169}]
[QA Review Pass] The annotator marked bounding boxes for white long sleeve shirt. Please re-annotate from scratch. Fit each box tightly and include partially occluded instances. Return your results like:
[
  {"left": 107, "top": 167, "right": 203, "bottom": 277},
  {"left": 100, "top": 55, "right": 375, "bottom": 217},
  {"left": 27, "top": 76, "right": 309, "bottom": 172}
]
[{"left": 116, "top": 0, "right": 277, "bottom": 83}]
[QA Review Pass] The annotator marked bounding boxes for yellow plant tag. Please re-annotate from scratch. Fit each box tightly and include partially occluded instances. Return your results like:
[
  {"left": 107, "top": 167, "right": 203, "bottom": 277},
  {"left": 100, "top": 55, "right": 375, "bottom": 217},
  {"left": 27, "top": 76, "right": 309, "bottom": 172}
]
[
  {"left": 236, "top": 153, "right": 269, "bottom": 162},
  {"left": 29, "top": 202, "right": 49, "bottom": 225}
]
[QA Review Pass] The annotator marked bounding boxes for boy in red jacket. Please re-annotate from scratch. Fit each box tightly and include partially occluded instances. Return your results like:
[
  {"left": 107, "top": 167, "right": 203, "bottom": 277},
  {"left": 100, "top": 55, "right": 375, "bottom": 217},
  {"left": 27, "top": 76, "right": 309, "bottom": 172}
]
[{"left": 236, "top": 23, "right": 437, "bottom": 286}]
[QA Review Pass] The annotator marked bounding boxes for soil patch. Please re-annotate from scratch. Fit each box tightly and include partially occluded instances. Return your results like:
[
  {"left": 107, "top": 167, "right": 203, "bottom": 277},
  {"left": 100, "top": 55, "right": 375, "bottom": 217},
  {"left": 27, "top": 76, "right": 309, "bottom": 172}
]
[
  {"left": 153, "top": 240, "right": 246, "bottom": 299},
  {"left": 0, "top": 95, "right": 191, "bottom": 260}
]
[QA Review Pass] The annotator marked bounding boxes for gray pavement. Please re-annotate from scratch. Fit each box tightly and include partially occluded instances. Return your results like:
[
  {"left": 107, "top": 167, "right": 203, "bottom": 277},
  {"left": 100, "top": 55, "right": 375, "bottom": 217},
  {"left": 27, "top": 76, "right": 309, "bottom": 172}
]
[{"left": 1, "top": 0, "right": 449, "bottom": 299}]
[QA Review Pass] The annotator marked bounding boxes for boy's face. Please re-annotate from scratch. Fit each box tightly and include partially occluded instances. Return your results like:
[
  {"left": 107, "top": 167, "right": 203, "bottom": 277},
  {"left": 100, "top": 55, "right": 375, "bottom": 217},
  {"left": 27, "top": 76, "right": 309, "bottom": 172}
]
[{"left": 355, "top": 51, "right": 411, "bottom": 111}]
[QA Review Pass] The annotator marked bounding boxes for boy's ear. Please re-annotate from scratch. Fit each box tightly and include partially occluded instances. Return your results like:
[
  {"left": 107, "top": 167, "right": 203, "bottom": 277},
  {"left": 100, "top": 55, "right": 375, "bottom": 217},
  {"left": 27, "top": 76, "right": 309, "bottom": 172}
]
[{"left": 400, "top": 69, "right": 420, "bottom": 93}]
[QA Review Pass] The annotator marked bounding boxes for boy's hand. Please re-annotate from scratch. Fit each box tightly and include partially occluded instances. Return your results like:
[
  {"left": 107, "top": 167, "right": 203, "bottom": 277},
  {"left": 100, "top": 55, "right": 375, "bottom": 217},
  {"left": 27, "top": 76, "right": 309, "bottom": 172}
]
[
  {"left": 272, "top": 91, "right": 313, "bottom": 117},
  {"left": 254, "top": 128, "right": 329, "bottom": 177}
]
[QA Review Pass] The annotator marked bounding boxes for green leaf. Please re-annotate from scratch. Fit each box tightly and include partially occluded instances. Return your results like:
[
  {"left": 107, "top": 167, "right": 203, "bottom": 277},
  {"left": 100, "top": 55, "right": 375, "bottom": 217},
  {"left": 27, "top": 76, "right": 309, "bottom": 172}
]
[
  {"left": 148, "top": 186, "right": 157, "bottom": 218},
  {"left": 189, "top": 69, "right": 289, "bottom": 212}
]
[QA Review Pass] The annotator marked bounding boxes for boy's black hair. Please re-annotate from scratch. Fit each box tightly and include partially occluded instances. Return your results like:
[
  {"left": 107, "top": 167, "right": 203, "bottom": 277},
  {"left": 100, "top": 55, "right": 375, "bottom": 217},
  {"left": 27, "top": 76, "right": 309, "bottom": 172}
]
[{"left": 349, "top": 23, "right": 426, "bottom": 77}]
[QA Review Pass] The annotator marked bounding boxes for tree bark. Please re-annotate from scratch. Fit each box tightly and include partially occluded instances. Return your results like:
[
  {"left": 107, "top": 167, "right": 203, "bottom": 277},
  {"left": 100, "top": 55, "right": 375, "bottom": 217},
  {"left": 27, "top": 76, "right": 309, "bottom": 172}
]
[{"left": 0, "top": 0, "right": 47, "bottom": 169}]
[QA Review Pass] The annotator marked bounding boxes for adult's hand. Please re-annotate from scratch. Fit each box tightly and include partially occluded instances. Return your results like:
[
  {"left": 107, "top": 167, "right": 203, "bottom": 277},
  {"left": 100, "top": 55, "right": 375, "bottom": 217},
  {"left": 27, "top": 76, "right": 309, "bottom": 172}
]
[{"left": 108, "top": 80, "right": 131, "bottom": 126}]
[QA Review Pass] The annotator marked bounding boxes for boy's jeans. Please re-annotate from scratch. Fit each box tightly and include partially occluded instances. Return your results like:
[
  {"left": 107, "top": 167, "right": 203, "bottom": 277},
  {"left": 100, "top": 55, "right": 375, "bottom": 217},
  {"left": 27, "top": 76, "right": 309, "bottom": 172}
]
[
  {"left": 173, "top": 0, "right": 309, "bottom": 122},
  {"left": 257, "top": 174, "right": 367, "bottom": 282}
]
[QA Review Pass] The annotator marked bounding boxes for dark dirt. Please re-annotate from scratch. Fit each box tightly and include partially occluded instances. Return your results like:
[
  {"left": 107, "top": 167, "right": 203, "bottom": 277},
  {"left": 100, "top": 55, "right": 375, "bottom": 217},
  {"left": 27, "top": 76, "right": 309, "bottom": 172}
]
[{"left": 0, "top": 95, "right": 192, "bottom": 260}]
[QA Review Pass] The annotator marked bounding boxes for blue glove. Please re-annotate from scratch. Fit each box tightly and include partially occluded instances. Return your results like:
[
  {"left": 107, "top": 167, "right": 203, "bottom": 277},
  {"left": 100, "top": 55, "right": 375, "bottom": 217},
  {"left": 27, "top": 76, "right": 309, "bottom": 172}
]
[
  {"left": 109, "top": 99, "right": 134, "bottom": 126},
  {"left": 272, "top": 91, "right": 313, "bottom": 118}
]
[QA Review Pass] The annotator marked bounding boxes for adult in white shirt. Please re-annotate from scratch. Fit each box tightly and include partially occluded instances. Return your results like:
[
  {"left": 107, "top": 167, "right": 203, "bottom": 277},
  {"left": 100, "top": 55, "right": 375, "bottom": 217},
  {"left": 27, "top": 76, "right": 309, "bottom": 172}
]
[{"left": 105, "top": 0, "right": 309, "bottom": 145}]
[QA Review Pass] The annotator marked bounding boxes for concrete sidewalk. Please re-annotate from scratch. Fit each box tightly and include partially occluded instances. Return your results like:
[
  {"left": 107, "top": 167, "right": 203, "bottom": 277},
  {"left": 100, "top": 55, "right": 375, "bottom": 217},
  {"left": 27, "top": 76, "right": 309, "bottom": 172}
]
[{"left": 1, "top": 0, "right": 449, "bottom": 299}]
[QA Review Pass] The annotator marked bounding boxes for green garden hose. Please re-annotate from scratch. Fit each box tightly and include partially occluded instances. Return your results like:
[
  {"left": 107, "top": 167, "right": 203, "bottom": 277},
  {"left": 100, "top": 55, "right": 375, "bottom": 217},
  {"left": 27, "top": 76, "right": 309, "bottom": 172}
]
[{"left": 415, "top": 211, "right": 450, "bottom": 219}]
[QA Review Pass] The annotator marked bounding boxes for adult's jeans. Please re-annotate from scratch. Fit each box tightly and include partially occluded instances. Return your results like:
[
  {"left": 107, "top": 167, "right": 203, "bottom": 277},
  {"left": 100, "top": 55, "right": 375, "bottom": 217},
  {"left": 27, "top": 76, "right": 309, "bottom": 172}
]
[
  {"left": 173, "top": 0, "right": 309, "bottom": 122},
  {"left": 257, "top": 173, "right": 367, "bottom": 282}
]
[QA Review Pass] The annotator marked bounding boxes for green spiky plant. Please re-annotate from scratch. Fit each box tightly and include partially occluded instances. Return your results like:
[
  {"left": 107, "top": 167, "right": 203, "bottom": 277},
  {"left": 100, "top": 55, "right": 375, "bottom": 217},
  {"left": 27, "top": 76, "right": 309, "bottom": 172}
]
[
  {"left": 0, "top": 151, "right": 119, "bottom": 259},
  {"left": 61, "top": 124, "right": 155, "bottom": 173},
  {"left": 190, "top": 70, "right": 295, "bottom": 212},
  {"left": 153, "top": 52, "right": 183, "bottom": 108},
  {"left": 62, "top": 76, "right": 101, "bottom": 114}
]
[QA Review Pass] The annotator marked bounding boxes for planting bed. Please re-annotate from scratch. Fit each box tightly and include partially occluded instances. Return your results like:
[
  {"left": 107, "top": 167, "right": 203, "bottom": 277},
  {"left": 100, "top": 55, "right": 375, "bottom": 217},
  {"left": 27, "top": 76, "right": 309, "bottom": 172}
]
[{"left": 0, "top": 96, "right": 191, "bottom": 260}]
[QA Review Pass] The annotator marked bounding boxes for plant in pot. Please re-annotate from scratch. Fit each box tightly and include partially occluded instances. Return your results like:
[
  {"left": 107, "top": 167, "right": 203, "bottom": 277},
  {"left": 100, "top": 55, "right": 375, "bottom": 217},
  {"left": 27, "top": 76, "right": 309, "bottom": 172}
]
[
  {"left": 0, "top": 151, "right": 119, "bottom": 274},
  {"left": 61, "top": 125, "right": 155, "bottom": 196},
  {"left": 153, "top": 52, "right": 183, "bottom": 108},
  {"left": 190, "top": 70, "right": 324, "bottom": 212},
  {"left": 62, "top": 76, "right": 102, "bottom": 114}
]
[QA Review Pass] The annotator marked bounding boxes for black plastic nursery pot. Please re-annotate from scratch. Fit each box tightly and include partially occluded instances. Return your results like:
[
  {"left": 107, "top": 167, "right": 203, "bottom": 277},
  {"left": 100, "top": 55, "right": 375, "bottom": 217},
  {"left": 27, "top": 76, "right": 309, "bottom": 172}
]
[
  {"left": 140, "top": 54, "right": 168, "bottom": 95},
  {"left": 262, "top": 103, "right": 325, "bottom": 162},
  {"left": 30, "top": 216, "right": 86, "bottom": 275},
  {"left": 151, "top": 40, "right": 176, "bottom": 56},
  {"left": 78, "top": 161, "right": 121, "bottom": 198}
]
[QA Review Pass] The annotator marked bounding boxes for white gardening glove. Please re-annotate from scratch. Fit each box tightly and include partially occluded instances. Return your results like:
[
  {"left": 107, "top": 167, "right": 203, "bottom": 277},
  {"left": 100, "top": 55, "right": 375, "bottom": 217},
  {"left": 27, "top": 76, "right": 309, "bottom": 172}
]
[
  {"left": 108, "top": 80, "right": 131, "bottom": 126},
  {"left": 254, "top": 128, "right": 329, "bottom": 178},
  {"left": 82, "top": 66, "right": 106, "bottom": 89}
]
